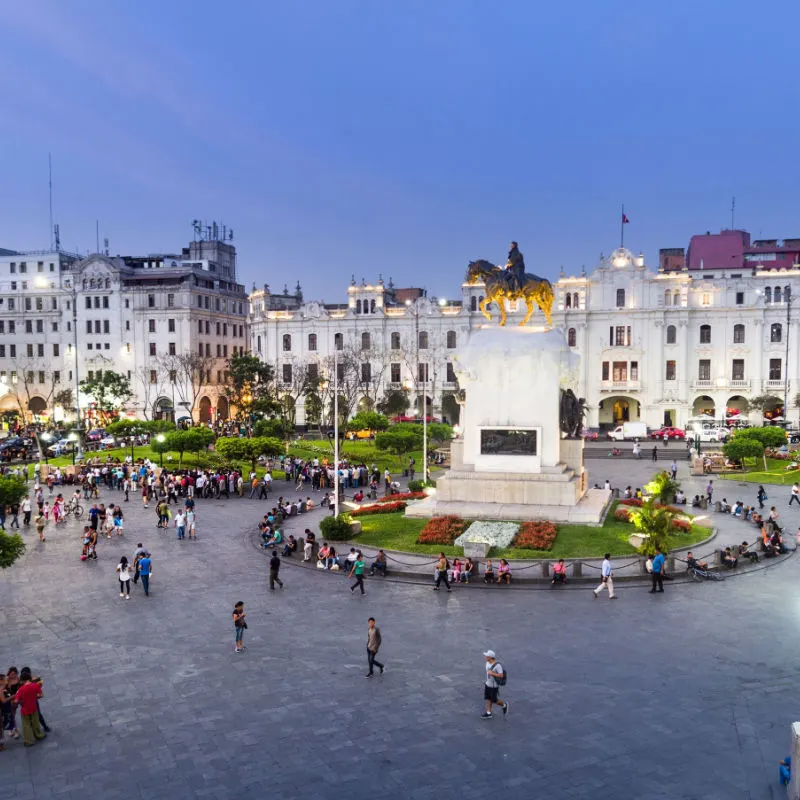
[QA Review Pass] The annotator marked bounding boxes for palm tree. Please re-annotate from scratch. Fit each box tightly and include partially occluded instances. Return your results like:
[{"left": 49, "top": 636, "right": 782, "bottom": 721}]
[
  {"left": 628, "top": 497, "right": 675, "bottom": 557},
  {"left": 645, "top": 470, "right": 681, "bottom": 504}
]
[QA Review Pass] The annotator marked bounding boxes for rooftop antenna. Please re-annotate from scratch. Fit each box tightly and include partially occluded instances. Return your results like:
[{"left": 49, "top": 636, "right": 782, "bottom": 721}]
[
  {"left": 95, "top": 220, "right": 100, "bottom": 254},
  {"left": 48, "top": 153, "right": 54, "bottom": 250},
  {"left": 731, "top": 196, "right": 736, "bottom": 230},
  {"left": 53, "top": 223, "right": 61, "bottom": 250},
  {"left": 103, "top": 237, "right": 109, "bottom": 256}
]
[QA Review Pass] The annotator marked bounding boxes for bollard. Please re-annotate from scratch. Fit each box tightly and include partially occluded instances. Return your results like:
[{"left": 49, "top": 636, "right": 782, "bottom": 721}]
[
  {"left": 571, "top": 561, "right": 582, "bottom": 578},
  {"left": 541, "top": 561, "right": 551, "bottom": 579},
  {"left": 789, "top": 721, "right": 800, "bottom": 799},
  {"left": 700, "top": 497, "right": 708, "bottom": 510}
]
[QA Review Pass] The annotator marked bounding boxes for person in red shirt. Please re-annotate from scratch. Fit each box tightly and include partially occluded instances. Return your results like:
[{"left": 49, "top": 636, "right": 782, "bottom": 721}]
[{"left": 14, "top": 668, "right": 46, "bottom": 747}]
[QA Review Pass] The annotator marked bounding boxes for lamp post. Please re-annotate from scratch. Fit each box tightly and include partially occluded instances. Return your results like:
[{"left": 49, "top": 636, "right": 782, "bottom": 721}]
[
  {"left": 333, "top": 350, "right": 339, "bottom": 518},
  {"left": 406, "top": 298, "right": 429, "bottom": 485},
  {"left": 156, "top": 433, "right": 165, "bottom": 468},
  {"left": 68, "top": 432, "right": 79, "bottom": 465}
]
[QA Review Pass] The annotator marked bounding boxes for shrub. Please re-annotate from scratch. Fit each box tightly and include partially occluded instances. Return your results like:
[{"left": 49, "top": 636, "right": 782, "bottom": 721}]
[
  {"left": 417, "top": 515, "right": 466, "bottom": 545},
  {"left": 407, "top": 479, "right": 424, "bottom": 492},
  {"left": 619, "top": 498, "right": 643, "bottom": 507},
  {"left": 513, "top": 521, "right": 559, "bottom": 550},
  {"left": 614, "top": 507, "right": 632, "bottom": 522},
  {"left": 670, "top": 518, "right": 691, "bottom": 532},
  {"left": 376, "top": 491, "right": 426, "bottom": 503},
  {"left": 319, "top": 514, "right": 354, "bottom": 541},
  {"left": 350, "top": 501, "right": 407, "bottom": 517}
]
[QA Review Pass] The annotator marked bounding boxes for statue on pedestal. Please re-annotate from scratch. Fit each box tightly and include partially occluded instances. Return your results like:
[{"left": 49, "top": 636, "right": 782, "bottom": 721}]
[
  {"left": 465, "top": 241, "right": 554, "bottom": 326},
  {"left": 559, "top": 388, "right": 586, "bottom": 438}
]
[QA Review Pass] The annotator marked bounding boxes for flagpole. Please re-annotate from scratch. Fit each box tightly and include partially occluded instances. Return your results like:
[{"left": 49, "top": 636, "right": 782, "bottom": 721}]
[{"left": 620, "top": 204, "right": 625, "bottom": 249}]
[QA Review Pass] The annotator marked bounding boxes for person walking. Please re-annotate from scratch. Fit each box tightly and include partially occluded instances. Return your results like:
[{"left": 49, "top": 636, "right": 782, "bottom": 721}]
[
  {"left": 22, "top": 495, "right": 31, "bottom": 526},
  {"left": 649, "top": 548, "right": 665, "bottom": 594},
  {"left": 232, "top": 601, "right": 246, "bottom": 653},
  {"left": 651, "top": 446, "right": 658, "bottom": 462},
  {"left": 13, "top": 668, "right": 46, "bottom": 747},
  {"left": 592, "top": 553, "right": 616, "bottom": 599},
  {"left": 138, "top": 552, "right": 152, "bottom": 596},
  {"left": 349, "top": 551, "right": 366, "bottom": 595},
  {"left": 269, "top": 552, "right": 284, "bottom": 590},
  {"left": 670, "top": 460, "right": 678, "bottom": 481},
  {"left": 365, "top": 617, "right": 384, "bottom": 677},
  {"left": 480, "top": 650, "right": 508, "bottom": 719},
  {"left": 117, "top": 556, "right": 132, "bottom": 599},
  {"left": 132, "top": 543, "right": 148, "bottom": 584},
  {"left": 790, "top": 483, "right": 800, "bottom": 508},
  {"left": 706, "top": 480, "right": 714, "bottom": 503},
  {"left": 757, "top": 485, "right": 767, "bottom": 510},
  {"left": 433, "top": 552, "right": 452, "bottom": 592},
  {"left": 34, "top": 510, "right": 46, "bottom": 542}
]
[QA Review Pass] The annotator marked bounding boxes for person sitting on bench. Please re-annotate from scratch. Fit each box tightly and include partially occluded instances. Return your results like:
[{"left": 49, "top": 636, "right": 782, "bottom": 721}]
[
  {"left": 551, "top": 559, "right": 567, "bottom": 586},
  {"left": 686, "top": 551, "right": 708, "bottom": 571},
  {"left": 692, "top": 495, "right": 702, "bottom": 508},
  {"left": 370, "top": 550, "right": 387, "bottom": 577},
  {"left": 282, "top": 534, "right": 297, "bottom": 557},
  {"left": 719, "top": 498, "right": 730, "bottom": 513},
  {"left": 738, "top": 541, "right": 759, "bottom": 564},
  {"left": 721, "top": 547, "right": 738, "bottom": 568},
  {"left": 675, "top": 490, "right": 686, "bottom": 505},
  {"left": 353, "top": 490, "right": 364, "bottom": 503}
]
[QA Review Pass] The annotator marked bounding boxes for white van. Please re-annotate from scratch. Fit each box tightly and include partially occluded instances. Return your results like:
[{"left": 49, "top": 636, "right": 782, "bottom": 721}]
[{"left": 607, "top": 422, "right": 648, "bottom": 441}]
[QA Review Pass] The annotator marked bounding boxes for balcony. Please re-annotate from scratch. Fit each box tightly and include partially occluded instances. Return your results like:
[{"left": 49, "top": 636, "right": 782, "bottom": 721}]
[
  {"left": 765, "top": 379, "right": 785, "bottom": 389},
  {"left": 728, "top": 379, "right": 750, "bottom": 390},
  {"left": 600, "top": 379, "right": 641, "bottom": 392},
  {"left": 692, "top": 379, "right": 714, "bottom": 389}
]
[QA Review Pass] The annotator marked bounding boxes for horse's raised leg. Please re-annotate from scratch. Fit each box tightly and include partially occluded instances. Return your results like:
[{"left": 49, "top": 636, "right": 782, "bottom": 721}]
[
  {"left": 479, "top": 295, "right": 492, "bottom": 322},
  {"left": 498, "top": 298, "right": 507, "bottom": 326},
  {"left": 520, "top": 296, "right": 534, "bottom": 326}
]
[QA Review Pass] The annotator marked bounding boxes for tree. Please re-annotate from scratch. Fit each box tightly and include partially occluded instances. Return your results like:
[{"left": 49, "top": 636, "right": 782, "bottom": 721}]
[
  {"left": 628, "top": 497, "right": 675, "bottom": 557},
  {"left": 723, "top": 436, "right": 764, "bottom": 469},
  {"left": 133, "top": 364, "right": 164, "bottom": 420},
  {"left": 748, "top": 394, "right": 780, "bottom": 415},
  {"left": 215, "top": 435, "right": 283, "bottom": 471},
  {"left": 53, "top": 388, "right": 74, "bottom": 412},
  {"left": 154, "top": 428, "right": 215, "bottom": 468},
  {"left": 79, "top": 371, "right": 133, "bottom": 415},
  {"left": 13, "top": 360, "right": 58, "bottom": 422},
  {"left": 645, "top": 471, "right": 681, "bottom": 504},
  {"left": 735, "top": 426, "right": 787, "bottom": 448},
  {"left": 347, "top": 411, "right": 389, "bottom": 434},
  {"left": 274, "top": 358, "right": 315, "bottom": 433},
  {"left": 376, "top": 426, "right": 423, "bottom": 457},
  {"left": 160, "top": 353, "right": 215, "bottom": 420},
  {"left": 253, "top": 418, "right": 292, "bottom": 439},
  {"left": 0, "top": 475, "right": 30, "bottom": 566},
  {"left": 0, "top": 530, "right": 25, "bottom": 569},
  {"left": 426, "top": 422, "right": 454, "bottom": 447},
  {"left": 377, "top": 389, "right": 410, "bottom": 417},
  {"left": 224, "top": 353, "right": 278, "bottom": 420}
]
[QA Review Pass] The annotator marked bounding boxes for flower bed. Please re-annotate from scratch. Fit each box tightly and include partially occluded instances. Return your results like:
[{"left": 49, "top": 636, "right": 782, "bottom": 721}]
[
  {"left": 513, "top": 521, "right": 559, "bottom": 550},
  {"left": 454, "top": 521, "right": 519, "bottom": 550},
  {"left": 619, "top": 498, "right": 684, "bottom": 515},
  {"left": 350, "top": 501, "right": 407, "bottom": 517},
  {"left": 670, "top": 518, "right": 691, "bottom": 532},
  {"left": 417, "top": 515, "right": 467, "bottom": 545},
  {"left": 376, "top": 491, "right": 426, "bottom": 503},
  {"left": 614, "top": 507, "right": 632, "bottom": 522}
]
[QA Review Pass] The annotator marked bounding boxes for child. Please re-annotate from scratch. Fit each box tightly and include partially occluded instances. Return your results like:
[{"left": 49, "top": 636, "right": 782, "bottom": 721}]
[
  {"left": 780, "top": 755, "right": 791, "bottom": 786},
  {"left": 497, "top": 559, "right": 512, "bottom": 584},
  {"left": 43, "top": 501, "right": 50, "bottom": 521},
  {"left": 451, "top": 558, "right": 462, "bottom": 584},
  {"left": 483, "top": 559, "right": 494, "bottom": 584}
]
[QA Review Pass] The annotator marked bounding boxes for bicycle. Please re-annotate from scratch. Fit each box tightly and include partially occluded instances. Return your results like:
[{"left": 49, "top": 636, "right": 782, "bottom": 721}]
[{"left": 64, "top": 499, "right": 84, "bottom": 519}]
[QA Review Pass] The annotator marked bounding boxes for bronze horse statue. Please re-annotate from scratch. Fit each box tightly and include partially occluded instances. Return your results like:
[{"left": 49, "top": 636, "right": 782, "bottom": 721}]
[{"left": 466, "top": 260, "right": 554, "bottom": 327}]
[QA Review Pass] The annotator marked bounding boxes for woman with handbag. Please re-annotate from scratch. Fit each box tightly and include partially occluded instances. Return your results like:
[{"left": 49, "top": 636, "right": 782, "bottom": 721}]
[{"left": 232, "top": 601, "right": 247, "bottom": 653}]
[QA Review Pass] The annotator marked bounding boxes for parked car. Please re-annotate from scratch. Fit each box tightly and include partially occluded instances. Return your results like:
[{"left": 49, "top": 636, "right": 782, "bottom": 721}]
[
  {"left": 48, "top": 439, "right": 75, "bottom": 455},
  {"left": 650, "top": 427, "right": 685, "bottom": 440},
  {"left": 86, "top": 429, "right": 106, "bottom": 442},
  {"left": 100, "top": 435, "right": 116, "bottom": 447}
]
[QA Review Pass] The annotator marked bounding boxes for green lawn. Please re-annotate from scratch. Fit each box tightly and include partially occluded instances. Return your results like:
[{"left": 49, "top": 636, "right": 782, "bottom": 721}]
[
  {"left": 354, "top": 509, "right": 711, "bottom": 560},
  {"left": 717, "top": 456, "right": 800, "bottom": 486}
]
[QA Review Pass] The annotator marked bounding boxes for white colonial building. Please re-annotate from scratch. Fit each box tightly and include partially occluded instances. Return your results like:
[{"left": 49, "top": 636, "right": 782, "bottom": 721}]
[{"left": 249, "top": 247, "right": 800, "bottom": 432}]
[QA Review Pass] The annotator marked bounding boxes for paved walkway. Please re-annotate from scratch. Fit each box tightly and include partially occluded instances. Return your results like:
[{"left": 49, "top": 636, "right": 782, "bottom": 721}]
[{"left": 3, "top": 465, "right": 800, "bottom": 799}]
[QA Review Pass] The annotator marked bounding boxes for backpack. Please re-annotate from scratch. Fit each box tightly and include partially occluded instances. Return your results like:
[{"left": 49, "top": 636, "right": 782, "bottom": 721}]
[{"left": 495, "top": 662, "right": 507, "bottom": 686}]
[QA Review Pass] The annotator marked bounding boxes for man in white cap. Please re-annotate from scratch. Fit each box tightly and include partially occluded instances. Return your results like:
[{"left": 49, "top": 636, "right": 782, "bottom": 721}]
[{"left": 481, "top": 650, "right": 508, "bottom": 719}]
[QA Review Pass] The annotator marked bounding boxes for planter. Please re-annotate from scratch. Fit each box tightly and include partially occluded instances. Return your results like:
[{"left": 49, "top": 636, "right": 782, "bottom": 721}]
[
  {"left": 462, "top": 541, "right": 491, "bottom": 558},
  {"left": 349, "top": 521, "right": 362, "bottom": 535},
  {"left": 629, "top": 533, "right": 649, "bottom": 549}
]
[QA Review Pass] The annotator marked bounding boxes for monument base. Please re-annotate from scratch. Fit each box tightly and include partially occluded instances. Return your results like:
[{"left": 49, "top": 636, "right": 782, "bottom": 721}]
[{"left": 405, "top": 487, "right": 611, "bottom": 525}]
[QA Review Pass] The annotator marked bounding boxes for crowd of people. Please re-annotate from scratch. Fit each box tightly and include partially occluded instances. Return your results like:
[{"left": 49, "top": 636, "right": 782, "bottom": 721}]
[{"left": 1, "top": 667, "right": 49, "bottom": 749}]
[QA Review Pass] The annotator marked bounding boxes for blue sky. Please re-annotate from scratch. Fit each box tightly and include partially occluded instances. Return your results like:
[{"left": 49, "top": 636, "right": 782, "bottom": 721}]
[{"left": 1, "top": 0, "right": 799, "bottom": 301}]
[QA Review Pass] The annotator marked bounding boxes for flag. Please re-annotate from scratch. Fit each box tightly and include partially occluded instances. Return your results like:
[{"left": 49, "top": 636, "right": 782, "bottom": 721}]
[{"left": 622, "top": 213, "right": 630, "bottom": 224}]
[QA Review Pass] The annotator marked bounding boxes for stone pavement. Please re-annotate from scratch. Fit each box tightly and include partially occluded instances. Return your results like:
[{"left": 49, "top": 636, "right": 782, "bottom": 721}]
[{"left": 2, "top": 471, "right": 800, "bottom": 799}]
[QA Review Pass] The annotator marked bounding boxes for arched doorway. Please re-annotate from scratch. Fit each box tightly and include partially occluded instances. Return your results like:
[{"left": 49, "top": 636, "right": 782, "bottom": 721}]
[
  {"left": 762, "top": 396, "right": 785, "bottom": 422},
  {"left": 28, "top": 396, "right": 47, "bottom": 415},
  {"left": 598, "top": 395, "right": 640, "bottom": 427},
  {"left": 692, "top": 395, "right": 715, "bottom": 417},
  {"left": 216, "top": 396, "right": 230, "bottom": 420},
  {"left": 726, "top": 395, "right": 748, "bottom": 426},
  {"left": 198, "top": 396, "right": 212, "bottom": 423},
  {"left": 153, "top": 396, "right": 174, "bottom": 422}
]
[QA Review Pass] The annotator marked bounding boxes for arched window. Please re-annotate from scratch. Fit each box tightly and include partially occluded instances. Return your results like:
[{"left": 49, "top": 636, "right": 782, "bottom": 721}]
[
  {"left": 565, "top": 294, "right": 572, "bottom": 309},
  {"left": 356, "top": 299, "right": 362, "bottom": 314},
  {"left": 699, "top": 324, "right": 711, "bottom": 344},
  {"left": 765, "top": 287, "right": 772, "bottom": 303},
  {"left": 390, "top": 332, "right": 400, "bottom": 350},
  {"left": 370, "top": 299, "right": 376, "bottom": 313},
  {"left": 418, "top": 331, "right": 429, "bottom": 350},
  {"left": 334, "top": 332, "right": 343, "bottom": 351},
  {"left": 257, "top": 335, "right": 262, "bottom": 353},
  {"left": 786, "top": 286, "right": 792, "bottom": 302},
  {"left": 282, "top": 334, "right": 292, "bottom": 351},
  {"left": 774, "top": 286, "right": 782, "bottom": 304},
  {"left": 666, "top": 325, "right": 676, "bottom": 344},
  {"left": 771, "top": 323, "right": 783, "bottom": 343},
  {"left": 572, "top": 293, "right": 579, "bottom": 309},
  {"left": 664, "top": 290, "right": 671, "bottom": 306},
  {"left": 361, "top": 331, "right": 371, "bottom": 350},
  {"left": 470, "top": 296, "right": 477, "bottom": 312},
  {"left": 567, "top": 328, "right": 576, "bottom": 347},
  {"left": 616, "top": 288, "right": 625, "bottom": 308},
  {"left": 673, "top": 289, "right": 680, "bottom": 306},
  {"left": 733, "top": 324, "right": 745, "bottom": 344},
  {"left": 308, "top": 333, "right": 317, "bottom": 351},
  {"left": 446, "top": 330, "right": 457, "bottom": 349}
]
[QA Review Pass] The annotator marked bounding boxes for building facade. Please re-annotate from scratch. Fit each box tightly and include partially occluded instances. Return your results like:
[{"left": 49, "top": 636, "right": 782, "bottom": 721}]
[{"left": 249, "top": 242, "right": 800, "bottom": 432}]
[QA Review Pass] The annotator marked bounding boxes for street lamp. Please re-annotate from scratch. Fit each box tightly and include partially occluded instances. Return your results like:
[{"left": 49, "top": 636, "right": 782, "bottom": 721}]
[
  {"left": 39, "top": 432, "right": 51, "bottom": 465},
  {"left": 156, "top": 433, "right": 166, "bottom": 468},
  {"left": 68, "top": 432, "right": 79, "bottom": 465}
]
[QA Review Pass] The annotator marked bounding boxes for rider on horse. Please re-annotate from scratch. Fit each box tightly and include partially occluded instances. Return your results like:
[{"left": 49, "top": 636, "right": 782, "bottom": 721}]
[{"left": 504, "top": 242, "right": 526, "bottom": 292}]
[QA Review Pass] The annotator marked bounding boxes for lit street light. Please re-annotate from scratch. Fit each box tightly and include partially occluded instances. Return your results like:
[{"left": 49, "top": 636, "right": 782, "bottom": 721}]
[
  {"left": 156, "top": 433, "right": 166, "bottom": 468},
  {"left": 68, "top": 432, "right": 79, "bottom": 465}
]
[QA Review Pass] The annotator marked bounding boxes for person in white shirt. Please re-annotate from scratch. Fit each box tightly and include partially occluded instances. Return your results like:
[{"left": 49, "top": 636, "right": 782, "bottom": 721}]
[
  {"left": 593, "top": 553, "right": 616, "bottom": 599},
  {"left": 790, "top": 482, "right": 800, "bottom": 507}
]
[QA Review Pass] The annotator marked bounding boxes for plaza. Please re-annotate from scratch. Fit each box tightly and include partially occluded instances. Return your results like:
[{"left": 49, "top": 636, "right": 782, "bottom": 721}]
[{"left": 3, "top": 455, "right": 800, "bottom": 800}]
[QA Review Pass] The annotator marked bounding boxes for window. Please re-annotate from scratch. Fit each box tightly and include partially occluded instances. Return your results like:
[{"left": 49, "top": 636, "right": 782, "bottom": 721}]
[
  {"left": 216, "top": 322, "right": 221, "bottom": 336},
  {"left": 150, "top": 370, "right": 157, "bottom": 384},
  {"left": 38, "top": 371, "right": 44, "bottom": 384},
  {"left": 390, "top": 332, "right": 400, "bottom": 350},
  {"left": 612, "top": 361, "right": 627, "bottom": 381},
  {"left": 615, "top": 288, "right": 625, "bottom": 308},
  {"left": 94, "top": 320, "right": 101, "bottom": 334},
  {"left": 26, "top": 371, "right": 33, "bottom": 384},
  {"left": 148, "top": 319, "right": 156, "bottom": 333},
  {"left": 54, "top": 371, "right": 60, "bottom": 383},
  {"left": 666, "top": 325, "right": 676, "bottom": 344},
  {"left": 361, "top": 363, "right": 371, "bottom": 382},
  {"left": 216, "top": 344, "right": 221, "bottom": 357},
  {"left": 771, "top": 323, "right": 782, "bottom": 343},
  {"left": 25, "top": 320, "right": 32, "bottom": 333},
  {"left": 24, "top": 298, "right": 31, "bottom": 311},
  {"left": 8, "top": 322, "right": 14, "bottom": 334},
  {"left": 168, "top": 319, "right": 175, "bottom": 333},
  {"left": 698, "top": 359, "right": 711, "bottom": 381},
  {"left": 167, "top": 294, "right": 175, "bottom": 308},
  {"left": 664, "top": 290, "right": 671, "bottom": 306},
  {"left": 701, "top": 293, "right": 711, "bottom": 306},
  {"left": 307, "top": 363, "right": 318, "bottom": 382},
  {"left": 19, "top": 262, "right": 26, "bottom": 273},
  {"left": 86, "top": 321, "right": 93, "bottom": 334},
  {"left": 103, "top": 320, "right": 109, "bottom": 334},
  {"left": 0, "top": 321, "right": 3, "bottom": 333},
  {"left": 361, "top": 332, "right": 371, "bottom": 351},
  {"left": 308, "top": 333, "right": 317, "bottom": 351},
  {"left": 732, "top": 359, "right": 745, "bottom": 381},
  {"left": 733, "top": 324, "right": 745, "bottom": 344},
  {"left": 418, "top": 331, "right": 429, "bottom": 349},
  {"left": 168, "top": 342, "right": 176, "bottom": 356},
  {"left": 765, "top": 287, "right": 772, "bottom": 303},
  {"left": 334, "top": 332, "right": 343, "bottom": 351},
  {"left": 417, "top": 363, "right": 429, "bottom": 383},
  {"left": 7, "top": 299, "right": 13, "bottom": 311},
  {"left": 205, "top": 343, "right": 210, "bottom": 357},
  {"left": 26, "top": 344, "right": 33, "bottom": 357},
  {"left": 699, "top": 325, "right": 711, "bottom": 344},
  {"left": 124, "top": 299, "right": 130, "bottom": 309},
  {"left": 223, "top": 345, "right": 228, "bottom": 357},
  {"left": 665, "top": 360, "right": 676, "bottom": 381},
  {"left": 198, "top": 320, "right": 203, "bottom": 334},
  {"left": 37, "top": 344, "right": 44, "bottom": 357},
  {"left": 169, "top": 370, "right": 177, "bottom": 383},
  {"left": 565, "top": 293, "right": 572, "bottom": 309},
  {"left": 9, "top": 263, "right": 14, "bottom": 273},
  {"left": 470, "top": 296, "right": 477, "bottom": 312},
  {"left": 85, "top": 296, "right": 92, "bottom": 309},
  {"left": 774, "top": 286, "right": 782, "bottom": 304},
  {"left": 257, "top": 335, "right": 262, "bottom": 352},
  {"left": 336, "top": 362, "right": 344, "bottom": 382},
  {"left": 87, "top": 343, "right": 93, "bottom": 350},
  {"left": 94, "top": 297, "right": 100, "bottom": 309},
  {"left": 199, "top": 343, "right": 204, "bottom": 356},
  {"left": 125, "top": 321, "right": 130, "bottom": 331},
  {"left": 769, "top": 358, "right": 782, "bottom": 380},
  {"left": 104, "top": 343, "right": 110, "bottom": 350},
  {"left": 610, "top": 326, "right": 631, "bottom": 346},
  {"left": 126, "top": 344, "right": 131, "bottom": 353},
  {"left": 205, "top": 321, "right": 210, "bottom": 334},
  {"left": 446, "top": 362, "right": 456, "bottom": 383},
  {"left": 223, "top": 323, "right": 227, "bottom": 336},
  {"left": 149, "top": 343, "right": 157, "bottom": 356},
  {"left": 51, "top": 297, "right": 57, "bottom": 310},
  {"left": 391, "top": 363, "right": 401, "bottom": 383},
  {"left": 278, "top": 333, "right": 291, "bottom": 352},
  {"left": 602, "top": 361, "right": 609, "bottom": 381},
  {"left": 52, "top": 322, "right": 58, "bottom": 332},
  {"left": 35, "top": 297, "right": 42, "bottom": 311},
  {"left": 567, "top": 328, "right": 576, "bottom": 347},
  {"left": 0, "top": 345, "right": 5, "bottom": 357},
  {"left": 103, "top": 296, "right": 109, "bottom": 309},
  {"left": 148, "top": 294, "right": 155, "bottom": 308},
  {"left": 282, "top": 364, "right": 293, "bottom": 384},
  {"left": 446, "top": 330, "right": 457, "bottom": 349}
]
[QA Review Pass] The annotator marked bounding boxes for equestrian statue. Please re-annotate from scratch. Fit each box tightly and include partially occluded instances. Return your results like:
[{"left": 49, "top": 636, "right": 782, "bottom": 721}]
[{"left": 465, "top": 242, "right": 554, "bottom": 327}]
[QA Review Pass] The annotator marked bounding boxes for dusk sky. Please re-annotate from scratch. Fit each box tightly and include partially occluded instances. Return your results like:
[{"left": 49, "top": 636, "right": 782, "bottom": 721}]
[{"left": 2, "top": 0, "right": 799, "bottom": 301}]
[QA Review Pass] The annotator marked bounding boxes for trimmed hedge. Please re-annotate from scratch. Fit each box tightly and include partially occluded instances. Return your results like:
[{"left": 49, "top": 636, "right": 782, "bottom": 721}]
[
  {"left": 319, "top": 515, "right": 353, "bottom": 541},
  {"left": 350, "top": 501, "right": 407, "bottom": 517}
]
